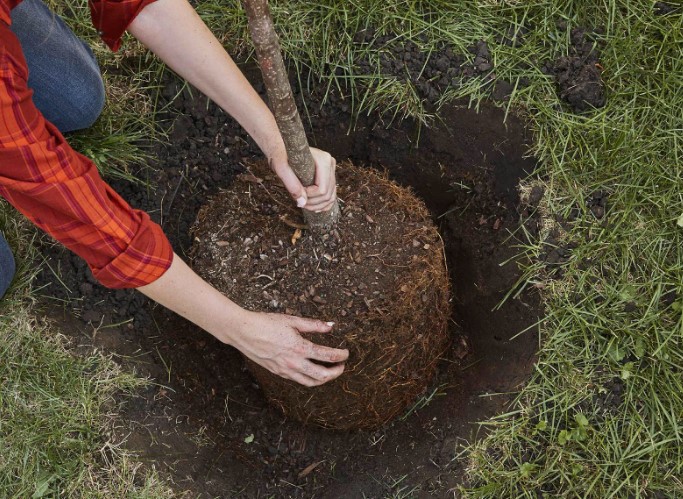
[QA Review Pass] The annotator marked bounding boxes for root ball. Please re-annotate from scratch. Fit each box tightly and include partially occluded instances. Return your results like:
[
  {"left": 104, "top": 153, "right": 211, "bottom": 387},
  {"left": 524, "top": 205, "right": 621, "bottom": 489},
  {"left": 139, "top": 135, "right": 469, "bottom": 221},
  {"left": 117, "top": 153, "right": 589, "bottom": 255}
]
[{"left": 191, "top": 162, "right": 450, "bottom": 429}]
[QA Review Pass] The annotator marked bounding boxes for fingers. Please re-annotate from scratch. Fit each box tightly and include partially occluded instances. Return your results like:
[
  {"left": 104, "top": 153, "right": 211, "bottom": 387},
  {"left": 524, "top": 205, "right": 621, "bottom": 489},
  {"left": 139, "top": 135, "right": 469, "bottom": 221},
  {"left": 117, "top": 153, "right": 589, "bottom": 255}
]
[
  {"left": 284, "top": 358, "right": 345, "bottom": 387},
  {"left": 290, "top": 316, "right": 334, "bottom": 333},
  {"left": 270, "top": 158, "right": 307, "bottom": 207},
  {"left": 288, "top": 316, "right": 350, "bottom": 363},
  {"left": 270, "top": 147, "right": 337, "bottom": 210},
  {"left": 307, "top": 342, "right": 350, "bottom": 364},
  {"left": 288, "top": 371, "right": 322, "bottom": 388},
  {"left": 305, "top": 184, "right": 337, "bottom": 212},
  {"left": 305, "top": 148, "right": 337, "bottom": 212},
  {"left": 245, "top": 312, "right": 349, "bottom": 387},
  {"left": 309, "top": 148, "right": 335, "bottom": 194},
  {"left": 302, "top": 359, "right": 346, "bottom": 386}
]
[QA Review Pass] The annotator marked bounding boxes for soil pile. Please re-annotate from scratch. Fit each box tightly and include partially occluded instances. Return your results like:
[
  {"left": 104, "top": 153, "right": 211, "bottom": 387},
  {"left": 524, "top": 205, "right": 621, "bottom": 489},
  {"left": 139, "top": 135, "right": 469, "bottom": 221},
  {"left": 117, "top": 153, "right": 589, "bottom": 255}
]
[
  {"left": 545, "top": 26, "right": 606, "bottom": 113},
  {"left": 190, "top": 162, "right": 450, "bottom": 429},
  {"left": 352, "top": 33, "right": 495, "bottom": 105}
]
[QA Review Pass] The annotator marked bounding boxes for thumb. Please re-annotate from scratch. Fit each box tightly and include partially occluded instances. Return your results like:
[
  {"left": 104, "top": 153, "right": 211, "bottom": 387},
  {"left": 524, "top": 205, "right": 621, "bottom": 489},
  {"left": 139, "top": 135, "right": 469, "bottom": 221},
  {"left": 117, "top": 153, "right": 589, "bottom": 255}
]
[{"left": 277, "top": 165, "right": 307, "bottom": 208}]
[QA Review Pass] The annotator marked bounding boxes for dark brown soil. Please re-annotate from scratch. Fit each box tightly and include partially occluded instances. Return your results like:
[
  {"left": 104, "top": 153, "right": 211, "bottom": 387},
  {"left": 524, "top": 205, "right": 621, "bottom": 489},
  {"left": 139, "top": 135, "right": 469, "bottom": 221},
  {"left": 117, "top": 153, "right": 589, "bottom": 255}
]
[
  {"left": 191, "top": 162, "right": 450, "bottom": 430},
  {"left": 36, "top": 60, "right": 542, "bottom": 495},
  {"left": 544, "top": 26, "right": 606, "bottom": 113}
]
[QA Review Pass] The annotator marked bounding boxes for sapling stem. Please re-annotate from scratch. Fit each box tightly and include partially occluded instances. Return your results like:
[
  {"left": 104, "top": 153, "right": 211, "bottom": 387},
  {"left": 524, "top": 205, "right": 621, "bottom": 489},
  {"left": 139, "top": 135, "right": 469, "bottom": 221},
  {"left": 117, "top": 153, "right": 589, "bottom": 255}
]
[{"left": 242, "top": 0, "right": 340, "bottom": 231}]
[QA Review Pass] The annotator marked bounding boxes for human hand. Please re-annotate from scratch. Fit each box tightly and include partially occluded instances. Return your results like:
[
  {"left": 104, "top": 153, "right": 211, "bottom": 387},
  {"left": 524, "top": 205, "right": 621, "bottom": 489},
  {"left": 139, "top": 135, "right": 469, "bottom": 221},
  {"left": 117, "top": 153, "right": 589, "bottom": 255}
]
[
  {"left": 269, "top": 147, "right": 337, "bottom": 212},
  {"left": 228, "top": 310, "right": 349, "bottom": 387},
  {"left": 138, "top": 253, "right": 348, "bottom": 388}
]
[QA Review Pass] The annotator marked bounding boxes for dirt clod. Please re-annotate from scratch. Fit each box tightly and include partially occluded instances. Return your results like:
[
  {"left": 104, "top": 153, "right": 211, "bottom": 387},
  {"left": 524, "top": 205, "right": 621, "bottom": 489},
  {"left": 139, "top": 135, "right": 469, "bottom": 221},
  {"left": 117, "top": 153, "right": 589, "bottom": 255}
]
[
  {"left": 547, "top": 27, "right": 606, "bottom": 113},
  {"left": 191, "top": 163, "right": 450, "bottom": 429}
]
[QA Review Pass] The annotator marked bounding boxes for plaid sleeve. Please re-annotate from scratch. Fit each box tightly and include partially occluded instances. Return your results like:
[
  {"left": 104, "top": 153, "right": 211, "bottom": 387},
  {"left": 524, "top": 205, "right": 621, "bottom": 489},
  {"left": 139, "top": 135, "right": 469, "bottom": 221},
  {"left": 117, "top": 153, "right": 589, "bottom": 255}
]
[
  {"left": 0, "top": 29, "right": 173, "bottom": 288},
  {"left": 89, "top": 0, "right": 159, "bottom": 51}
]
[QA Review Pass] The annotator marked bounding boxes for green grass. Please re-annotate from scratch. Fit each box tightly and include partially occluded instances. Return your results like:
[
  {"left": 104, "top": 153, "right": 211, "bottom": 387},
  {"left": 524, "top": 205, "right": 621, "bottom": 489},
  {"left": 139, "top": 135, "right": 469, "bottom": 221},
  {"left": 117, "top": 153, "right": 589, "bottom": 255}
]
[
  {"left": 0, "top": 303, "right": 173, "bottom": 498},
  {"left": 0, "top": 211, "right": 173, "bottom": 498},
  {"left": 1, "top": 0, "right": 681, "bottom": 496}
]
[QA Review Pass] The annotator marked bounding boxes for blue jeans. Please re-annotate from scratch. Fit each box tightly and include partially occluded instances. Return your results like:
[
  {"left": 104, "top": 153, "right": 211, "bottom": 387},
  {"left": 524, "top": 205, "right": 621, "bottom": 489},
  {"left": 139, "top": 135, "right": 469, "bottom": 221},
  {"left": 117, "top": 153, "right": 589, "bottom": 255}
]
[
  {"left": 1, "top": 0, "right": 105, "bottom": 297},
  {"left": 10, "top": 0, "right": 105, "bottom": 132}
]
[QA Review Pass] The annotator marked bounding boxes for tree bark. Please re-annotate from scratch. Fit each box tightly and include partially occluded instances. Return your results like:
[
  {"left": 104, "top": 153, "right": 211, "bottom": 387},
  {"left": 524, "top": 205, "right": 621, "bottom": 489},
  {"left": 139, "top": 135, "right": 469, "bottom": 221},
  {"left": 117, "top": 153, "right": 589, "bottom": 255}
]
[{"left": 242, "top": 0, "right": 340, "bottom": 231}]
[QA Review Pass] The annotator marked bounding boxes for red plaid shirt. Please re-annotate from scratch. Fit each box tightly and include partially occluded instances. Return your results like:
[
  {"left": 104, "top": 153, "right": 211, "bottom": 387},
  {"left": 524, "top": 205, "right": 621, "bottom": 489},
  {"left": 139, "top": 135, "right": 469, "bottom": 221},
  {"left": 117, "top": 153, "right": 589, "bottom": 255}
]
[{"left": 0, "top": 0, "right": 173, "bottom": 288}]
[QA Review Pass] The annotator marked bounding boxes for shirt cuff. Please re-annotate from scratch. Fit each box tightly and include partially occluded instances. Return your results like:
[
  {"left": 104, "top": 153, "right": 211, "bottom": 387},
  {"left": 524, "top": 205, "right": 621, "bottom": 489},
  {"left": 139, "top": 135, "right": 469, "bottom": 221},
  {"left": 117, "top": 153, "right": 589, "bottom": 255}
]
[
  {"left": 92, "top": 212, "right": 174, "bottom": 288},
  {"left": 89, "top": 0, "right": 159, "bottom": 51}
]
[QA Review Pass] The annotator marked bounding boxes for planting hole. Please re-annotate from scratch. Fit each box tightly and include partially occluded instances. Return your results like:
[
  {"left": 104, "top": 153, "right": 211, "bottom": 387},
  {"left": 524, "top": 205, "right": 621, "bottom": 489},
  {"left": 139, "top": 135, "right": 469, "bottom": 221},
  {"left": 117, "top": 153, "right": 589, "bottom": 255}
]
[{"left": 39, "top": 76, "right": 540, "bottom": 496}]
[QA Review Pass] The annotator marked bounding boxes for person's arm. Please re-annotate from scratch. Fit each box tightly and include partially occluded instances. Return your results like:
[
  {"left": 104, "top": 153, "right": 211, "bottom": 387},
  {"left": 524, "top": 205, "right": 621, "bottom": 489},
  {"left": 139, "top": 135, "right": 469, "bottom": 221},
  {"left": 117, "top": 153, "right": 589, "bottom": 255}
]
[
  {"left": 127, "top": 0, "right": 336, "bottom": 212},
  {"left": 0, "top": 22, "right": 348, "bottom": 387},
  {"left": 138, "top": 253, "right": 347, "bottom": 386},
  {"left": 124, "top": 0, "right": 348, "bottom": 384},
  {"left": 0, "top": 27, "right": 172, "bottom": 289}
]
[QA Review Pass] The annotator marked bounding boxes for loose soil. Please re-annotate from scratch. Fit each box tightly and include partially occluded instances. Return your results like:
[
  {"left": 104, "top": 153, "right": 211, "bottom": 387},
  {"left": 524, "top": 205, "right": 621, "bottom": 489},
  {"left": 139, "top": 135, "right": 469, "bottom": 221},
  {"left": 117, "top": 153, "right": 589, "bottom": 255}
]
[
  {"left": 544, "top": 26, "right": 606, "bottom": 113},
  {"left": 36, "top": 62, "right": 542, "bottom": 496}
]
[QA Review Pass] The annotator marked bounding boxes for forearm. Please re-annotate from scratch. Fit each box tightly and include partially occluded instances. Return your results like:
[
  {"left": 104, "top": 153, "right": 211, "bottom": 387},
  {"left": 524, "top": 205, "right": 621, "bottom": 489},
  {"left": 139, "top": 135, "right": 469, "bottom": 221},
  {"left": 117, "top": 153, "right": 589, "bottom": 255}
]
[
  {"left": 137, "top": 252, "right": 246, "bottom": 344},
  {"left": 128, "top": 0, "right": 286, "bottom": 161},
  {"left": 138, "top": 253, "right": 349, "bottom": 387}
]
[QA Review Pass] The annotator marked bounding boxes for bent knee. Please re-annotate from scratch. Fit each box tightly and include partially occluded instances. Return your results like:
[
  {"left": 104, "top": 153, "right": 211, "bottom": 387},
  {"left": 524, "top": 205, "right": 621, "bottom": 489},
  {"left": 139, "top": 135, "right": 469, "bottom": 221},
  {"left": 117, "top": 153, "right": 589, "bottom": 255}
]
[{"left": 76, "top": 75, "right": 106, "bottom": 130}]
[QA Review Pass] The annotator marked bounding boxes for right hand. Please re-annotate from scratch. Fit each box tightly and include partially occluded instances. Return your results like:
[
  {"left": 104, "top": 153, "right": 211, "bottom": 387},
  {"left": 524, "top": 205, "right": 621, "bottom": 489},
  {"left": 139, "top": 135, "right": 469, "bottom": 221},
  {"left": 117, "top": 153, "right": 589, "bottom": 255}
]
[
  {"left": 269, "top": 147, "right": 337, "bottom": 213},
  {"left": 228, "top": 310, "right": 349, "bottom": 387}
]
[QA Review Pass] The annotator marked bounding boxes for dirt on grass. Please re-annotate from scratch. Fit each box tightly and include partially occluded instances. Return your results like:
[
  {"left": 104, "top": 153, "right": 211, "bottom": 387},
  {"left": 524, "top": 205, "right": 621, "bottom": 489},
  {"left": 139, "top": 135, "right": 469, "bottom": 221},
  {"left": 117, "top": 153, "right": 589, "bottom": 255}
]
[
  {"left": 36, "top": 58, "right": 543, "bottom": 495},
  {"left": 544, "top": 26, "right": 606, "bottom": 113}
]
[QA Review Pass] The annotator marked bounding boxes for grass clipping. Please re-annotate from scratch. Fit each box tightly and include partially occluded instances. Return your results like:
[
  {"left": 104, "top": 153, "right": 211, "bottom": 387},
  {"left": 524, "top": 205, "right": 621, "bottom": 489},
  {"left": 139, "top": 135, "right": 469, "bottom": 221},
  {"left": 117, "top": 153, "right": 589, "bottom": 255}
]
[{"left": 191, "top": 161, "right": 450, "bottom": 429}]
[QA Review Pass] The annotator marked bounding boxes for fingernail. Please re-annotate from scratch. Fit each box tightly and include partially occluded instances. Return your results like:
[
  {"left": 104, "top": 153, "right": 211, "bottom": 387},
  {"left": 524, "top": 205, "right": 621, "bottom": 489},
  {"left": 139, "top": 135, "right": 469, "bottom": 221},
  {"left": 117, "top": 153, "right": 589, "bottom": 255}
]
[
  {"left": 296, "top": 196, "right": 306, "bottom": 208},
  {"left": 326, "top": 321, "right": 335, "bottom": 327},
  {"left": 316, "top": 210, "right": 322, "bottom": 213}
]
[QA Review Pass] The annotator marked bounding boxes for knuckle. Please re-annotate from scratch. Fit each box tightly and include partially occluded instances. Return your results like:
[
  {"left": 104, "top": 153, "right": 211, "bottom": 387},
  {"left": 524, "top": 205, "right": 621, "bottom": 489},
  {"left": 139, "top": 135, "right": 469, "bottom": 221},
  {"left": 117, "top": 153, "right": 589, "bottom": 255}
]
[{"left": 293, "top": 344, "right": 306, "bottom": 356}]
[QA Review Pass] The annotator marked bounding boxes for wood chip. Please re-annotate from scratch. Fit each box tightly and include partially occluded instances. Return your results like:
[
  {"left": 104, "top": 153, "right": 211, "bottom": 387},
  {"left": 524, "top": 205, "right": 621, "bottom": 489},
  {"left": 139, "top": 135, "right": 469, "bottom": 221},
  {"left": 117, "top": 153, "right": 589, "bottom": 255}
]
[
  {"left": 493, "top": 218, "right": 502, "bottom": 230},
  {"left": 239, "top": 173, "right": 263, "bottom": 184},
  {"left": 216, "top": 241, "right": 230, "bottom": 247},
  {"left": 298, "top": 460, "right": 324, "bottom": 479},
  {"left": 280, "top": 215, "right": 307, "bottom": 230}
]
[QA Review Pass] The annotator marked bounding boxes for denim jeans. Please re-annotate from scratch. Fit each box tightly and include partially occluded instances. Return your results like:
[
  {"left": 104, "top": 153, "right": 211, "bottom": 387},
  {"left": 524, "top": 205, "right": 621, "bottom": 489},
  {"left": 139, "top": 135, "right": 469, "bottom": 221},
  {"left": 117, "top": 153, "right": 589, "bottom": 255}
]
[
  {"left": 1, "top": 0, "right": 106, "bottom": 297},
  {"left": 10, "top": 0, "right": 105, "bottom": 133}
]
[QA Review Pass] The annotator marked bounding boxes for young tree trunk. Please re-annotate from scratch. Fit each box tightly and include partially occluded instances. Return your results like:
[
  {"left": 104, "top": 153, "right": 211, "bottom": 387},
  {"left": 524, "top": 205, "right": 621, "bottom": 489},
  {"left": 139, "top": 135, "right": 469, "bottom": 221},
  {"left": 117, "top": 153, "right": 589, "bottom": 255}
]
[{"left": 242, "top": 0, "right": 340, "bottom": 231}]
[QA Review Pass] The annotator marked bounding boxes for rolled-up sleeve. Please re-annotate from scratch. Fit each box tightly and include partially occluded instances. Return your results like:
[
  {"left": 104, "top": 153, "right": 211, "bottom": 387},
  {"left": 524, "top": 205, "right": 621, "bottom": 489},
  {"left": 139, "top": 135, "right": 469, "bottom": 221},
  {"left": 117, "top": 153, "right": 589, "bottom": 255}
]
[
  {"left": 89, "top": 0, "right": 159, "bottom": 51},
  {"left": 0, "top": 28, "right": 173, "bottom": 288}
]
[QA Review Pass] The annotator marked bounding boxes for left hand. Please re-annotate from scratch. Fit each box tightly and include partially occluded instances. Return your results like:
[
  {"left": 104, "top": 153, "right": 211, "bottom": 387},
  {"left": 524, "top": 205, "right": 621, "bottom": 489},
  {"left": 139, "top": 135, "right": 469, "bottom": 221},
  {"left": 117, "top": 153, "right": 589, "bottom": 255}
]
[{"left": 270, "top": 147, "right": 337, "bottom": 212}]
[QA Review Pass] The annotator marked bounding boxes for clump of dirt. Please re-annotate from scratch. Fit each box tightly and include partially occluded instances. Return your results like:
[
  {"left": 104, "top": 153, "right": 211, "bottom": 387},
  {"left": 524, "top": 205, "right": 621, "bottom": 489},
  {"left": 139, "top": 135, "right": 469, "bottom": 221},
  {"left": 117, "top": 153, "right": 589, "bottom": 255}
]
[
  {"left": 544, "top": 26, "right": 606, "bottom": 113},
  {"left": 352, "top": 32, "right": 495, "bottom": 105},
  {"left": 191, "top": 162, "right": 450, "bottom": 429},
  {"left": 654, "top": 2, "right": 680, "bottom": 15}
]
